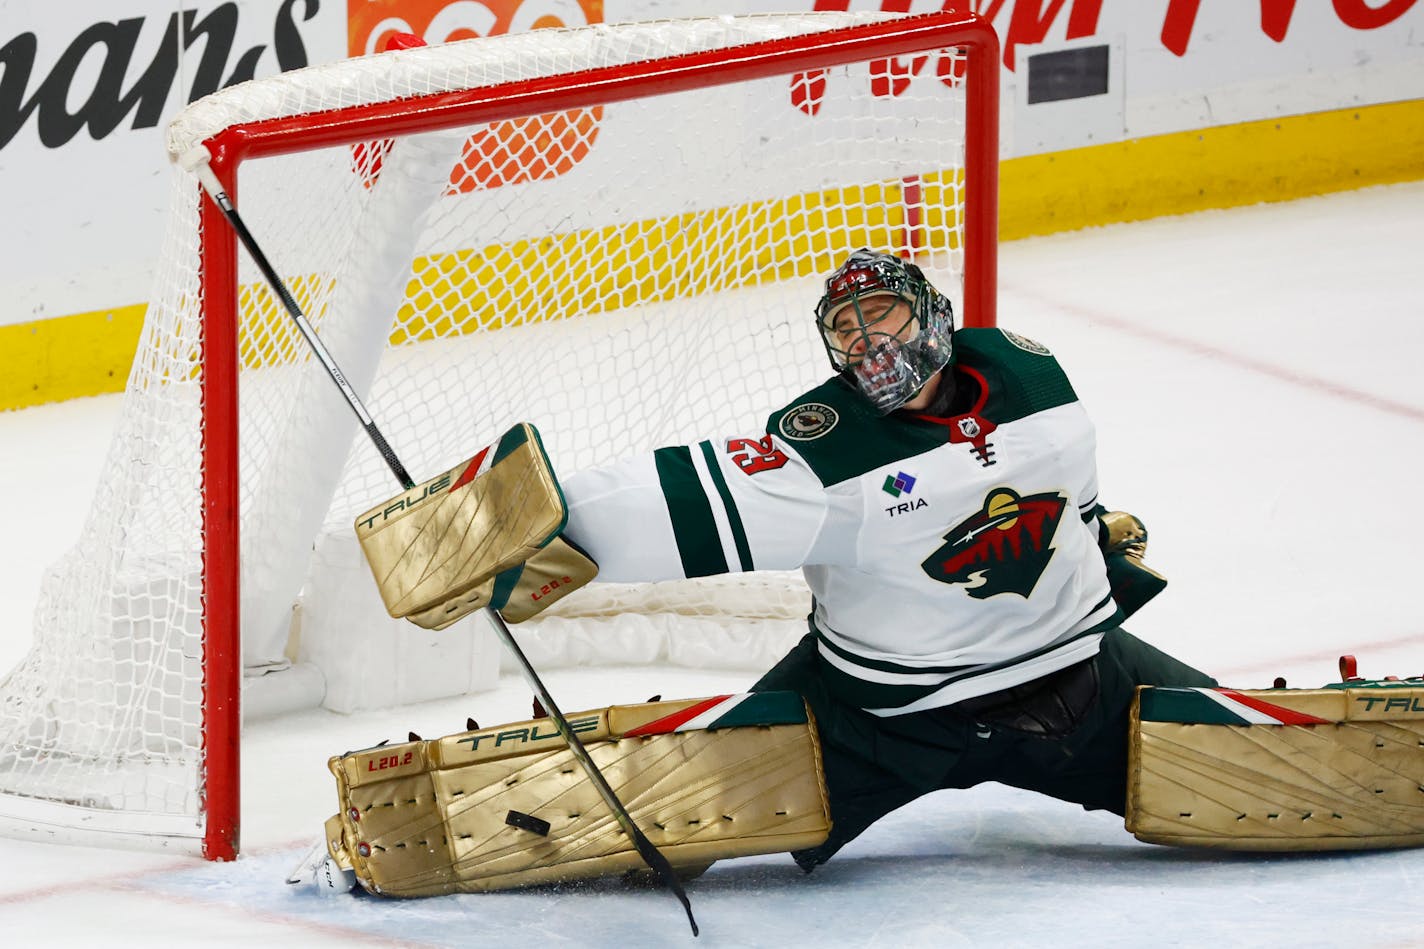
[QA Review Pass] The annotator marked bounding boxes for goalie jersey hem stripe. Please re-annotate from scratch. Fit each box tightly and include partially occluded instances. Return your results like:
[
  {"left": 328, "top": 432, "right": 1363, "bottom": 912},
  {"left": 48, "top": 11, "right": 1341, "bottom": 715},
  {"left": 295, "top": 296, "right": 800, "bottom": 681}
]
[{"left": 813, "top": 593, "right": 1120, "bottom": 716}]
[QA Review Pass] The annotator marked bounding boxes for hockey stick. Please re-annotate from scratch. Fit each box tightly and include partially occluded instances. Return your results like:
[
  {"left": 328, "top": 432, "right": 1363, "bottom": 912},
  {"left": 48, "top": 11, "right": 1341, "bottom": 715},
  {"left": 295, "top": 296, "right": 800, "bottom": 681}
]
[{"left": 184, "top": 150, "right": 699, "bottom": 938}]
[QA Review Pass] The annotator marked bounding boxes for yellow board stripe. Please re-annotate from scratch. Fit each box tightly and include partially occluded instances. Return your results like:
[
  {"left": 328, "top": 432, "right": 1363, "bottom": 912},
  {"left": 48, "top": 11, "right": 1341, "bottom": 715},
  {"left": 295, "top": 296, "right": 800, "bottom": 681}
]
[
  {"left": 1001, "top": 97, "right": 1424, "bottom": 240},
  {"left": 0, "top": 304, "right": 147, "bottom": 409},
  {"left": 3, "top": 98, "right": 1421, "bottom": 410}
]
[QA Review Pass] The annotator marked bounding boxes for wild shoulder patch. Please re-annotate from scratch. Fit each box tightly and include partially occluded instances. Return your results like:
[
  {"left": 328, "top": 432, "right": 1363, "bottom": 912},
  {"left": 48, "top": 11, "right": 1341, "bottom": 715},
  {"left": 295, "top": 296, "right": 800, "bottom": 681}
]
[
  {"left": 779, "top": 403, "right": 839, "bottom": 441},
  {"left": 1000, "top": 329, "right": 1051, "bottom": 355}
]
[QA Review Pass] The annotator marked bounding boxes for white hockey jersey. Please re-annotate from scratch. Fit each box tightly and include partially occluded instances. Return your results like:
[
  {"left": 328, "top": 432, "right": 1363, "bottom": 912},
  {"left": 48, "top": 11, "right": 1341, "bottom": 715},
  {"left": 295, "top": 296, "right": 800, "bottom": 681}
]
[{"left": 562, "top": 328, "right": 1121, "bottom": 716}]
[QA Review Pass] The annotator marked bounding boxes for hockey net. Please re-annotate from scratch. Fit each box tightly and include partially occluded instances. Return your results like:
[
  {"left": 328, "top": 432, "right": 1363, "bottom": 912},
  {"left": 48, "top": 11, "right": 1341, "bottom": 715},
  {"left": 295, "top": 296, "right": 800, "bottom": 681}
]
[{"left": 0, "top": 12, "right": 998, "bottom": 858}]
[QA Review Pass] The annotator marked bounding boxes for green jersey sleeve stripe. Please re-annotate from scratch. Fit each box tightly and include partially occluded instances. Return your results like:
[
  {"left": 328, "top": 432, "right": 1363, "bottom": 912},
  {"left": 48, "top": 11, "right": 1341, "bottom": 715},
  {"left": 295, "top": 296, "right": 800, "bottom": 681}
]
[
  {"left": 698, "top": 440, "right": 754, "bottom": 572},
  {"left": 653, "top": 445, "right": 729, "bottom": 578}
]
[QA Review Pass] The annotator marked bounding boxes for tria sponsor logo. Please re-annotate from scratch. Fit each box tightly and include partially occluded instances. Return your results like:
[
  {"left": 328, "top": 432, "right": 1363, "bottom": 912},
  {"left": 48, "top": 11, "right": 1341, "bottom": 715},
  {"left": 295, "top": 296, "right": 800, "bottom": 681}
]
[
  {"left": 921, "top": 487, "right": 1066, "bottom": 598},
  {"left": 882, "top": 470, "right": 916, "bottom": 497},
  {"left": 882, "top": 470, "right": 928, "bottom": 517},
  {"left": 886, "top": 497, "right": 928, "bottom": 518}
]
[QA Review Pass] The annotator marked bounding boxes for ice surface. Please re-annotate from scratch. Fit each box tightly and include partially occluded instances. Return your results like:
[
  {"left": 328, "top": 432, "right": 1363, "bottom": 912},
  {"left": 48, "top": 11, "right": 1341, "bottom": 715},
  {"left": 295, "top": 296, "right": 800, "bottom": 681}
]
[{"left": 1, "top": 181, "right": 1422, "bottom": 946}]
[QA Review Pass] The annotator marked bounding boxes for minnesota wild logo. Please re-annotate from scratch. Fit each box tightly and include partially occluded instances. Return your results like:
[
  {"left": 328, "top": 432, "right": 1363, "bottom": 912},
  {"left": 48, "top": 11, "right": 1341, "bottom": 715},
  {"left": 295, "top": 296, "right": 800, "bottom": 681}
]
[
  {"left": 779, "top": 403, "right": 838, "bottom": 441},
  {"left": 921, "top": 488, "right": 1066, "bottom": 598},
  {"left": 1000, "top": 330, "right": 1051, "bottom": 355}
]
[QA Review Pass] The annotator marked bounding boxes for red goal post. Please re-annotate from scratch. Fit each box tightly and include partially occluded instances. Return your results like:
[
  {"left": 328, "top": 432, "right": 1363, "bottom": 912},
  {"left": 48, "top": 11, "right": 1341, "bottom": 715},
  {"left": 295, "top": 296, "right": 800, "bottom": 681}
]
[{"left": 0, "top": 11, "right": 999, "bottom": 862}]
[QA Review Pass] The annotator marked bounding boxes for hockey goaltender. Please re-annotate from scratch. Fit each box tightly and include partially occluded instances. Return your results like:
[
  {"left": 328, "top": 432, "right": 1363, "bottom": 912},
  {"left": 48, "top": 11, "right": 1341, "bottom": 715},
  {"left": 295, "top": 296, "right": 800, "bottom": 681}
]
[{"left": 303, "top": 249, "right": 1424, "bottom": 905}]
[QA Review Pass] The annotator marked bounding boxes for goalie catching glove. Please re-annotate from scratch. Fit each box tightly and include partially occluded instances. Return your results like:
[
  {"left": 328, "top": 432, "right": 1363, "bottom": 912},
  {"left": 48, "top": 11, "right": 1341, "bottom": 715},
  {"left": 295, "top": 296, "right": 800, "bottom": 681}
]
[
  {"left": 1096, "top": 510, "right": 1167, "bottom": 619},
  {"left": 355, "top": 422, "right": 597, "bottom": 629},
  {"left": 315, "top": 693, "right": 831, "bottom": 896}
]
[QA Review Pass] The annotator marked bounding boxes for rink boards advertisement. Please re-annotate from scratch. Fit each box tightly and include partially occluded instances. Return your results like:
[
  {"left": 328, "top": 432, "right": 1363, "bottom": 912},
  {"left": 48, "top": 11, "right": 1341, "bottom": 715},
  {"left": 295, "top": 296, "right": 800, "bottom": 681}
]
[{"left": 0, "top": 0, "right": 1421, "bottom": 406}]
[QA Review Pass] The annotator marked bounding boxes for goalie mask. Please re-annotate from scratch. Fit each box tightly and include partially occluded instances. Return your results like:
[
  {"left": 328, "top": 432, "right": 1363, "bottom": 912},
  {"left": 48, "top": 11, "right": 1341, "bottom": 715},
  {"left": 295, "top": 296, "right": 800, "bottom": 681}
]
[{"left": 815, "top": 249, "right": 955, "bottom": 414}]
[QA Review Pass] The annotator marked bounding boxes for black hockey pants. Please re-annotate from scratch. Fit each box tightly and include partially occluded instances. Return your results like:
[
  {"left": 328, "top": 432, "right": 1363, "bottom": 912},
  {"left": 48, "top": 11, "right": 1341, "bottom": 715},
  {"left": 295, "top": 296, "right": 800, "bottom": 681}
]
[{"left": 750, "top": 626, "right": 1218, "bottom": 869}]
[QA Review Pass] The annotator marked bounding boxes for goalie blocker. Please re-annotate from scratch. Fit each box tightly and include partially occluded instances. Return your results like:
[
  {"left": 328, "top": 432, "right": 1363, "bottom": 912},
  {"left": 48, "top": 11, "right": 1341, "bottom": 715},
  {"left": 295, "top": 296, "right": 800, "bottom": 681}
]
[
  {"left": 320, "top": 693, "right": 831, "bottom": 896},
  {"left": 355, "top": 422, "right": 597, "bottom": 630}
]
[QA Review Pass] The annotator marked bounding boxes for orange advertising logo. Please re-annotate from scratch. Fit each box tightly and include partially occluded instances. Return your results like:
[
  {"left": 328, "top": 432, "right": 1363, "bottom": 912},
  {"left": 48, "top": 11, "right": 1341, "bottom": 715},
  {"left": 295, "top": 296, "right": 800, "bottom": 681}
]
[{"left": 347, "top": 0, "right": 605, "bottom": 192}]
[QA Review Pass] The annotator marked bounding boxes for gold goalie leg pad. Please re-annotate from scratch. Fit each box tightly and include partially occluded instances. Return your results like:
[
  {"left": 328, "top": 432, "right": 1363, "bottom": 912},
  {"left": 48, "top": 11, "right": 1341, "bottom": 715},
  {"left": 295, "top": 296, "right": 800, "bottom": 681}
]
[
  {"left": 1127, "top": 679, "right": 1424, "bottom": 851},
  {"left": 324, "top": 692, "right": 831, "bottom": 897}
]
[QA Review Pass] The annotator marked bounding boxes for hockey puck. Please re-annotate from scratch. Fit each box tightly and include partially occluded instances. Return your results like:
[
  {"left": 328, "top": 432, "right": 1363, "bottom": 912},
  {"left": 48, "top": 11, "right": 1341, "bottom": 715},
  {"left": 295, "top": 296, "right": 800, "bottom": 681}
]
[{"left": 505, "top": 809, "right": 551, "bottom": 836}]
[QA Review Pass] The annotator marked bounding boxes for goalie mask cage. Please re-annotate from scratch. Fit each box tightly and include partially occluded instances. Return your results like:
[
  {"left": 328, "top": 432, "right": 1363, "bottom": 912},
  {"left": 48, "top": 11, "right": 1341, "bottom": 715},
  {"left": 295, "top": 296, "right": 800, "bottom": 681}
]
[{"left": 0, "top": 11, "right": 999, "bottom": 860}]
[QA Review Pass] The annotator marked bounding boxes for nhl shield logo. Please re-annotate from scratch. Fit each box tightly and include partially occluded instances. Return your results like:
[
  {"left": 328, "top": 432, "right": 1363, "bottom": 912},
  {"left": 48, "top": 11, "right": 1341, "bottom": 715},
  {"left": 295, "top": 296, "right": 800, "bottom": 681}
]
[{"left": 921, "top": 488, "right": 1066, "bottom": 598}]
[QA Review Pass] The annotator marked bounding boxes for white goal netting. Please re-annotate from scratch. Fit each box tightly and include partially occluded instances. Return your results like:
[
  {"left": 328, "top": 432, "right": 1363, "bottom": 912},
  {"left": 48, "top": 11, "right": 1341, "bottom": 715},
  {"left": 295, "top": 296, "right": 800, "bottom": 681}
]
[{"left": 0, "top": 12, "right": 990, "bottom": 854}]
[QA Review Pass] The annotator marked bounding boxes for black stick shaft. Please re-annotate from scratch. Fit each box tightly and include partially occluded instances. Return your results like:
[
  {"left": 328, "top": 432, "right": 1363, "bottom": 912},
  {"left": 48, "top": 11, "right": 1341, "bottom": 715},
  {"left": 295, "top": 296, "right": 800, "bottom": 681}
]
[
  {"left": 192, "top": 159, "right": 697, "bottom": 936},
  {"left": 483, "top": 608, "right": 697, "bottom": 936},
  {"left": 208, "top": 187, "right": 415, "bottom": 490}
]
